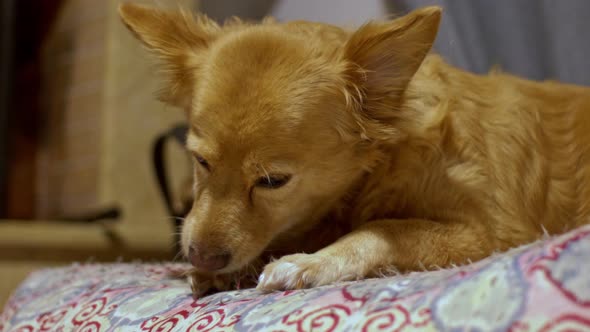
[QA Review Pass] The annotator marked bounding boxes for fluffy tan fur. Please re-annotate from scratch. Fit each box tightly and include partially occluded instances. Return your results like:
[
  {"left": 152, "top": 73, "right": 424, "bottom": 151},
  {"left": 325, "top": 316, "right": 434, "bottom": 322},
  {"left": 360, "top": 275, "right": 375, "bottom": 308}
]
[{"left": 119, "top": 4, "right": 590, "bottom": 295}]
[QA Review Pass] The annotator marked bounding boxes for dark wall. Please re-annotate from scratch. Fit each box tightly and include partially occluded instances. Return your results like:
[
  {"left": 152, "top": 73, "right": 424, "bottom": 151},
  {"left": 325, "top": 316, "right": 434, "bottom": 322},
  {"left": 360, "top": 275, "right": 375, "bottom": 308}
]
[
  {"left": 0, "top": 0, "right": 15, "bottom": 217},
  {"left": 1, "top": 0, "right": 63, "bottom": 219}
]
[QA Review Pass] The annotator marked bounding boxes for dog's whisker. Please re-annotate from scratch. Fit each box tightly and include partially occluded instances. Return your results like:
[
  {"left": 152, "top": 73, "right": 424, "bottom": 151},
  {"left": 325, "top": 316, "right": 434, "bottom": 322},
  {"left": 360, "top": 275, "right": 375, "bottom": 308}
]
[{"left": 172, "top": 250, "right": 185, "bottom": 262}]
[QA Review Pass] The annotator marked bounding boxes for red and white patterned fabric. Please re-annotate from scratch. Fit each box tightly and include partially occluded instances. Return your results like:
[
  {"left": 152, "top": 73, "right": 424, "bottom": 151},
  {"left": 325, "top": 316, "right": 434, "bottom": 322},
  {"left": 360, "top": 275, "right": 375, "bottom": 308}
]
[{"left": 2, "top": 224, "right": 590, "bottom": 331}]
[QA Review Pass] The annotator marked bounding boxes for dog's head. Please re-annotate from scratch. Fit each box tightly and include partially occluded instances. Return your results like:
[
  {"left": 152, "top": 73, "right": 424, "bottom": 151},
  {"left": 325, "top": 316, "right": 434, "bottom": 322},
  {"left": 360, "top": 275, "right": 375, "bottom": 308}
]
[{"left": 119, "top": 4, "right": 440, "bottom": 274}]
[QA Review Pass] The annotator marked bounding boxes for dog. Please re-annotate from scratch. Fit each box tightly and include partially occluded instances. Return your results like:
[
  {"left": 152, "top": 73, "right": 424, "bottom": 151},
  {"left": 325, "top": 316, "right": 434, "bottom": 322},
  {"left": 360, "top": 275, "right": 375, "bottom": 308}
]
[{"left": 119, "top": 3, "right": 590, "bottom": 296}]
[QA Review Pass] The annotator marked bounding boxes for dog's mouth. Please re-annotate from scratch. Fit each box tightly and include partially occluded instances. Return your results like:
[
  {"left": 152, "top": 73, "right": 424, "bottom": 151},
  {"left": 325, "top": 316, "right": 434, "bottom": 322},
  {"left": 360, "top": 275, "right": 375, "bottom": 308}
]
[
  {"left": 183, "top": 255, "right": 267, "bottom": 297},
  {"left": 181, "top": 203, "right": 304, "bottom": 276},
  {"left": 185, "top": 252, "right": 267, "bottom": 281}
]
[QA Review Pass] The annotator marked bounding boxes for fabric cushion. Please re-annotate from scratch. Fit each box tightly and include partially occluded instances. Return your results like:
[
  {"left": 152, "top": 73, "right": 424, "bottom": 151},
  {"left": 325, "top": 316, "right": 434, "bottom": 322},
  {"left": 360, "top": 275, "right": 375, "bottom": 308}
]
[{"left": 2, "top": 224, "right": 590, "bottom": 331}]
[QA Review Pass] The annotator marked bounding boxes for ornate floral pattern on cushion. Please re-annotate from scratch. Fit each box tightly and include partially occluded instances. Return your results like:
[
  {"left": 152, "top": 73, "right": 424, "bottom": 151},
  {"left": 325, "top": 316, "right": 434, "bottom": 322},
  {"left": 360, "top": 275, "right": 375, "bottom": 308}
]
[{"left": 2, "top": 225, "right": 590, "bottom": 331}]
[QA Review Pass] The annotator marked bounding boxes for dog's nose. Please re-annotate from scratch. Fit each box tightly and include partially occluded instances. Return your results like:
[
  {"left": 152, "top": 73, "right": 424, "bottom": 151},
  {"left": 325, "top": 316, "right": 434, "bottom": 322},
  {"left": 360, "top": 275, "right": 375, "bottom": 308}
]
[{"left": 188, "top": 244, "right": 231, "bottom": 271}]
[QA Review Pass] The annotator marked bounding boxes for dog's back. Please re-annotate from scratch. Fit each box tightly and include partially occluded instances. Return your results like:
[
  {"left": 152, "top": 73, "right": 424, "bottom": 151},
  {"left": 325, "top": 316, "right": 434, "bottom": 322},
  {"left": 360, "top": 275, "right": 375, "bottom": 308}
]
[{"left": 382, "top": 55, "right": 590, "bottom": 250}]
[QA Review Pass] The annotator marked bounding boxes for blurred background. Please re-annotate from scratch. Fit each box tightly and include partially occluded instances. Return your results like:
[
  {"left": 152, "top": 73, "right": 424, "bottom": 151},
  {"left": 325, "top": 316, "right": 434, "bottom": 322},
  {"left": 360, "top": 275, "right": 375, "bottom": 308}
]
[{"left": 1, "top": 0, "right": 589, "bottom": 307}]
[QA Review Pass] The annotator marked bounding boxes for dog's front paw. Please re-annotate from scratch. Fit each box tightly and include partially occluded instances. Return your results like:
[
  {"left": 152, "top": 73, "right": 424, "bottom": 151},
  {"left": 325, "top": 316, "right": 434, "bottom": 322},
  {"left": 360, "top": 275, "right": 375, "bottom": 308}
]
[{"left": 256, "top": 253, "right": 350, "bottom": 292}]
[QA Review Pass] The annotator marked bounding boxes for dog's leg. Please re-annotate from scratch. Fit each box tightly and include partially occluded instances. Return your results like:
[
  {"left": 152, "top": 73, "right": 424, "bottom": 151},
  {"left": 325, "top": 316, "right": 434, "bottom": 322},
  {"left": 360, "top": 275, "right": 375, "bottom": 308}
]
[{"left": 257, "top": 218, "right": 493, "bottom": 291}]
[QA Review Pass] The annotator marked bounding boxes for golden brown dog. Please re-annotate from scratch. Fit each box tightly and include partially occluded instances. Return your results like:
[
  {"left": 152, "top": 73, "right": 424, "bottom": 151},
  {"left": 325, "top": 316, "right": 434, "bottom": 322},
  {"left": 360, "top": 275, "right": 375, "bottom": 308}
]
[{"left": 119, "top": 4, "right": 590, "bottom": 295}]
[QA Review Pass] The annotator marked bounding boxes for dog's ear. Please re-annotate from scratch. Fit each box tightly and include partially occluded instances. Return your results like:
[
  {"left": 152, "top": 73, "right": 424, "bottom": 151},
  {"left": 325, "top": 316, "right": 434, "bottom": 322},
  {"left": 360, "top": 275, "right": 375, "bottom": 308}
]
[
  {"left": 343, "top": 6, "right": 441, "bottom": 107},
  {"left": 119, "top": 3, "right": 219, "bottom": 108}
]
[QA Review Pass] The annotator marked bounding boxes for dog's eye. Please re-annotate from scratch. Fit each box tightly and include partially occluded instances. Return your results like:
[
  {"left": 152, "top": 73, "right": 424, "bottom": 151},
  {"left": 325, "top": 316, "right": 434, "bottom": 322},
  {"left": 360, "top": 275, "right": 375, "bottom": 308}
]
[
  {"left": 256, "top": 174, "right": 291, "bottom": 189},
  {"left": 193, "top": 154, "right": 210, "bottom": 170}
]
